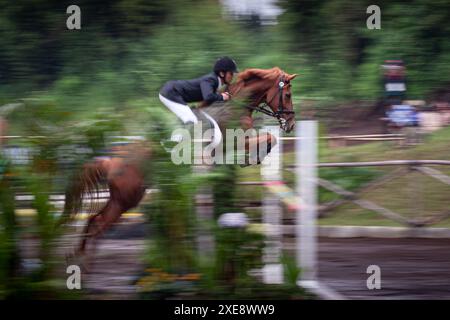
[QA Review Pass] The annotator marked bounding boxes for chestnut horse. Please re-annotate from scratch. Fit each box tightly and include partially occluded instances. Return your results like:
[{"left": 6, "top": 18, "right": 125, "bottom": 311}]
[
  {"left": 63, "top": 67, "right": 297, "bottom": 263},
  {"left": 229, "top": 67, "right": 297, "bottom": 134},
  {"left": 62, "top": 141, "right": 151, "bottom": 262},
  {"left": 220, "top": 67, "right": 297, "bottom": 161}
]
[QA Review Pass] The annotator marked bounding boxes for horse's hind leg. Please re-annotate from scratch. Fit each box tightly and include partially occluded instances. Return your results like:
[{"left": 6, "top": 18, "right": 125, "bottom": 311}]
[
  {"left": 78, "top": 212, "right": 103, "bottom": 256},
  {"left": 78, "top": 201, "right": 124, "bottom": 258}
]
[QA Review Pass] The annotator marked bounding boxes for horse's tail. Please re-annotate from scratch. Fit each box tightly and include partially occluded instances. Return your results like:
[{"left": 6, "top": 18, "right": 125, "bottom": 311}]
[{"left": 59, "top": 160, "right": 108, "bottom": 225}]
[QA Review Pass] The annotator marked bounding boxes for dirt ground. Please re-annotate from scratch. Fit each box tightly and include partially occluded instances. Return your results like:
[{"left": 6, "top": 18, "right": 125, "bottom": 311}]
[
  {"left": 83, "top": 96, "right": 450, "bottom": 299},
  {"left": 75, "top": 221, "right": 450, "bottom": 300},
  {"left": 79, "top": 221, "right": 147, "bottom": 300},
  {"left": 317, "top": 237, "right": 450, "bottom": 300},
  {"left": 82, "top": 238, "right": 145, "bottom": 299}
]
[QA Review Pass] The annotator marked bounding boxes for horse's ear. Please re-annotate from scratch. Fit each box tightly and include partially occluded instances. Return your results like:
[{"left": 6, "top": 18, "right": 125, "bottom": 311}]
[{"left": 287, "top": 74, "right": 298, "bottom": 81}]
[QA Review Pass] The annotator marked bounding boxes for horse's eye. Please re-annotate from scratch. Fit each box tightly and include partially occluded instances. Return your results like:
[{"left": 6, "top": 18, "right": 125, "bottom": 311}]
[{"left": 285, "top": 93, "right": 291, "bottom": 98}]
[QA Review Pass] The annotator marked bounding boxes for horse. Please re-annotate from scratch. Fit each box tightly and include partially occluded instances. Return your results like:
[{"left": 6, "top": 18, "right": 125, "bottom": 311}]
[
  {"left": 199, "top": 67, "right": 297, "bottom": 164},
  {"left": 62, "top": 141, "right": 151, "bottom": 264},
  {"left": 229, "top": 67, "right": 297, "bottom": 134},
  {"left": 62, "top": 67, "right": 298, "bottom": 266}
]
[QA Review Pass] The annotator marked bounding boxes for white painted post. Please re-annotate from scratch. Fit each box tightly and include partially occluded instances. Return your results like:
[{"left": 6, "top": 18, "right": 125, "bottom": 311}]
[
  {"left": 194, "top": 164, "right": 215, "bottom": 262},
  {"left": 261, "top": 126, "right": 283, "bottom": 284},
  {"left": 296, "top": 120, "right": 318, "bottom": 283}
]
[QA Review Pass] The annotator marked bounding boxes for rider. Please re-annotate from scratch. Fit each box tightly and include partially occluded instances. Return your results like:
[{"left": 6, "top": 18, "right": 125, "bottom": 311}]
[{"left": 159, "top": 57, "right": 238, "bottom": 144}]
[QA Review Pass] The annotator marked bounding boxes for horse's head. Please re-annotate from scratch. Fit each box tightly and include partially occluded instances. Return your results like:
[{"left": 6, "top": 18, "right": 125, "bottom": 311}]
[
  {"left": 263, "top": 71, "right": 297, "bottom": 133},
  {"left": 233, "top": 67, "right": 298, "bottom": 133}
]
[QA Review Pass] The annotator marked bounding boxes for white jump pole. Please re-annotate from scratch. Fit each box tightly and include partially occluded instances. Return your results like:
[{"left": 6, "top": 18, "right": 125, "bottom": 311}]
[
  {"left": 296, "top": 120, "right": 344, "bottom": 299},
  {"left": 296, "top": 120, "right": 318, "bottom": 282},
  {"left": 261, "top": 125, "right": 283, "bottom": 284}
]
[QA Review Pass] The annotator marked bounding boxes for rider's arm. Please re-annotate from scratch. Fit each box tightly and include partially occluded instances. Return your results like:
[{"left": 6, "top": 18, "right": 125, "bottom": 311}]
[{"left": 200, "top": 78, "right": 224, "bottom": 104}]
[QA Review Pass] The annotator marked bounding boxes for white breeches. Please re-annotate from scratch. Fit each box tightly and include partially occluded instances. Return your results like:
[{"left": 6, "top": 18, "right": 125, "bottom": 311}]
[
  {"left": 159, "top": 94, "right": 222, "bottom": 149},
  {"left": 159, "top": 94, "right": 198, "bottom": 124}
]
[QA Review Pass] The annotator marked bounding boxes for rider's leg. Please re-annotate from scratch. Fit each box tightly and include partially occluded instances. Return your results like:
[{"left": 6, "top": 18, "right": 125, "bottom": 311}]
[
  {"left": 159, "top": 94, "right": 223, "bottom": 153},
  {"left": 159, "top": 94, "right": 198, "bottom": 143},
  {"left": 199, "top": 110, "right": 223, "bottom": 150},
  {"left": 159, "top": 94, "right": 198, "bottom": 125}
]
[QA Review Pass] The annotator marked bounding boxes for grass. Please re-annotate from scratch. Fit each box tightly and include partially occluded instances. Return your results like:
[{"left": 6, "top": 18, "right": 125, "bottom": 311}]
[{"left": 236, "top": 126, "right": 450, "bottom": 227}]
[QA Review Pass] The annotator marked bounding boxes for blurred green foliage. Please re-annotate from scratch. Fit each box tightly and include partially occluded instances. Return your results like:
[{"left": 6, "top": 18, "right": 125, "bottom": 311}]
[
  {"left": 0, "top": 0, "right": 449, "bottom": 299},
  {"left": 1, "top": 0, "right": 449, "bottom": 108},
  {"left": 0, "top": 98, "right": 127, "bottom": 298}
]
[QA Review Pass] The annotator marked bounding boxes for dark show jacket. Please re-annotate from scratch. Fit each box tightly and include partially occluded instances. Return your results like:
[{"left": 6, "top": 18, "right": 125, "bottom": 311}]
[{"left": 160, "top": 73, "right": 224, "bottom": 105}]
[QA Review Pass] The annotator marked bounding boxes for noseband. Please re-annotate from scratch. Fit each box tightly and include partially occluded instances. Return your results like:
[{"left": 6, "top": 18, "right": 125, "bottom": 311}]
[{"left": 246, "top": 74, "right": 295, "bottom": 128}]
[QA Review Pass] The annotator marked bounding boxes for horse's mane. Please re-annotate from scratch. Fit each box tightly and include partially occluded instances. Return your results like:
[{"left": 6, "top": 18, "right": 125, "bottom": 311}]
[
  {"left": 229, "top": 67, "right": 284, "bottom": 96},
  {"left": 236, "top": 67, "right": 284, "bottom": 83}
]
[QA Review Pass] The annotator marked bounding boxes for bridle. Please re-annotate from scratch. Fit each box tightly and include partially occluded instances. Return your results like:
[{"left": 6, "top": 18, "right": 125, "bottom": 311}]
[{"left": 245, "top": 74, "right": 295, "bottom": 129}]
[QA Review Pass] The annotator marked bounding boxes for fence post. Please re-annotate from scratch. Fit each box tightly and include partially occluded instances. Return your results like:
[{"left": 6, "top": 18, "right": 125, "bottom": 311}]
[
  {"left": 194, "top": 164, "right": 215, "bottom": 262},
  {"left": 296, "top": 120, "right": 318, "bottom": 283},
  {"left": 261, "top": 125, "right": 283, "bottom": 284}
]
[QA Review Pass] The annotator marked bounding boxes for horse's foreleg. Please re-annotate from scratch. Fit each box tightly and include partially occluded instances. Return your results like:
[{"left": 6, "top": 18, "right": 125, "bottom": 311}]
[
  {"left": 244, "top": 133, "right": 277, "bottom": 165},
  {"left": 260, "top": 132, "right": 277, "bottom": 155}
]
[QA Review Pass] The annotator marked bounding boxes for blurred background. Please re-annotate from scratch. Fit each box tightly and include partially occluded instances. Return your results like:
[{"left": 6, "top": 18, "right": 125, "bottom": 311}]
[{"left": 0, "top": 0, "right": 449, "bottom": 299}]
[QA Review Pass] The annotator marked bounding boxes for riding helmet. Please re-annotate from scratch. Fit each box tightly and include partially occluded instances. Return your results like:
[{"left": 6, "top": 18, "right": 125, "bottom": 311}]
[{"left": 213, "top": 56, "right": 238, "bottom": 75}]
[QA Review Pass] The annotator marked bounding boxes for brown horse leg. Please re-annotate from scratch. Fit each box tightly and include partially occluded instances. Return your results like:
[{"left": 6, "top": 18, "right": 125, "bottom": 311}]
[
  {"left": 78, "top": 200, "right": 123, "bottom": 255},
  {"left": 74, "top": 201, "right": 124, "bottom": 272},
  {"left": 244, "top": 133, "right": 277, "bottom": 165},
  {"left": 78, "top": 213, "right": 102, "bottom": 256},
  {"left": 77, "top": 201, "right": 110, "bottom": 256}
]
